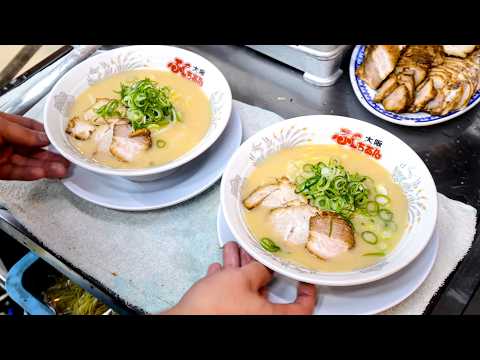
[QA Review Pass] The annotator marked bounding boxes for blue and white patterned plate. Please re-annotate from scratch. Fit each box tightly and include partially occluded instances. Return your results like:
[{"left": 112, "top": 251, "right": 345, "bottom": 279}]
[{"left": 349, "top": 45, "right": 480, "bottom": 127}]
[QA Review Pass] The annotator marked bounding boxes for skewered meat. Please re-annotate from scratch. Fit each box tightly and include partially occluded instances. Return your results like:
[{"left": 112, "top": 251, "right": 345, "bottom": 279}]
[
  {"left": 306, "top": 211, "right": 355, "bottom": 260},
  {"left": 356, "top": 45, "right": 406, "bottom": 89},
  {"left": 243, "top": 177, "right": 307, "bottom": 210}
]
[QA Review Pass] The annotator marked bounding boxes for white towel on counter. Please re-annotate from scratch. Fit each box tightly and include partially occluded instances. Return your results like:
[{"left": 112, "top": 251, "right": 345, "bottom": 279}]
[
  {"left": 0, "top": 98, "right": 477, "bottom": 314},
  {"left": 382, "top": 193, "right": 476, "bottom": 314}
]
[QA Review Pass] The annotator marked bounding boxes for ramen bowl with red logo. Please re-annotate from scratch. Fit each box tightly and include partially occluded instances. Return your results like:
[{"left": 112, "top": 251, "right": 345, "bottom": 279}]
[
  {"left": 220, "top": 115, "right": 438, "bottom": 286},
  {"left": 44, "top": 46, "right": 232, "bottom": 181}
]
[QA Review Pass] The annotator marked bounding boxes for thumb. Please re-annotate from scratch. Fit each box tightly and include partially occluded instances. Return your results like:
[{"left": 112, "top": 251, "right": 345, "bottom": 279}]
[{"left": 271, "top": 282, "right": 317, "bottom": 315}]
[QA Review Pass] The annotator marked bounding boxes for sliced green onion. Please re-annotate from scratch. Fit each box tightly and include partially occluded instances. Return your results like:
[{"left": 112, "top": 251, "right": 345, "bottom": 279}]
[
  {"left": 363, "top": 176, "right": 375, "bottom": 189},
  {"left": 303, "top": 163, "right": 314, "bottom": 173},
  {"left": 316, "top": 161, "right": 327, "bottom": 170},
  {"left": 378, "top": 208, "right": 393, "bottom": 222},
  {"left": 362, "top": 252, "right": 385, "bottom": 257},
  {"left": 295, "top": 175, "right": 305, "bottom": 184},
  {"left": 313, "top": 197, "right": 329, "bottom": 209},
  {"left": 355, "top": 194, "right": 368, "bottom": 208},
  {"left": 295, "top": 182, "right": 306, "bottom": 193},
  {"left": 328, "top": 157, "right": 340, "bottom": 167},
  {"left": 156, "top": 139, "right": 167, "bottom": 148},
  {"left": 384, "top": 221, "right": 398, "bottom": 232},
  {"left": 376, "top": 184, "right": 388, "bottom": 195},
  {"left": 333, "top": 176, "right": 347, "bottom": 191},
  {"left": 320, "top": 167, "right": 331, "bottom": 177},
  {"left": 361, "top": 231, "right": 378, "bottom": 244},
  {"left": 297, "top": 157, "right": 383, "bottom": 222},
  {"left": 304, "top": 176, "right": 319, "bottom": 188},
  {"left": 366, "top": 201, "right": 378, "bottom": 215},
  {"left": 375, "top": 194, "right": 391, "bottom": 206},
  {"left": 260, "top": 238, "right": 281, "bottom": 253}
]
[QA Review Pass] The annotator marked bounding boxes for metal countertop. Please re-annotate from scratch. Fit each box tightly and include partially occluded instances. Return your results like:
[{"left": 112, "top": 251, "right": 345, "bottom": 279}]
[{"left": 2, "top": 45, "right": 479, "bottom": 314}]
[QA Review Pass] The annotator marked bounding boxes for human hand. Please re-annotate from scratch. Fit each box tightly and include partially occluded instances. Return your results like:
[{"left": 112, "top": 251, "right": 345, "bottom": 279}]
[
  {"left": 0, "top": 112, "right": 69, "bottom": 180},
  {"left": 163, "top": 242, "right": 317, "bottom": 315}
]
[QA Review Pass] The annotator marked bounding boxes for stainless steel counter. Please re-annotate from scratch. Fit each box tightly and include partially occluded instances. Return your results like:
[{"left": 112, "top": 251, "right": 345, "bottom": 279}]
[{"left": 1, "top": 45, "right": 480, "bottom": 314}]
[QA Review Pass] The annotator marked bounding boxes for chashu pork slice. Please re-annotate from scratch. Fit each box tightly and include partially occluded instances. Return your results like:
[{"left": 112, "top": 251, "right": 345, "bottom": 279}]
[
  {"left": 424, "top": 54, "right": 480, "bottom": 114},
  {"left": 110, "top": 123, "right": 152, "bottom": 162},
  {"left": 269, "top": 205, "right": 318, "bottom": 245},
  {"left": 374, "top": 75, "right": 398, "bottom": 102},
  {"left": 83, "top": 98, "right": 113, "bottom": 125},
  {"left": 356, "top": 45, "right": 406, "bottom": 89},
  {"left": 382, "top": 84, "right": 410, "bottom": 112},
  {"left": 410, "top": 79, "right": 437, "bottom": 112},
  {"left": 375, "top": 46, "right": 444, "bottom": 111},
  {"left": 65, "top": 116, "right": 96, "bottom": 140},
  {"left": 93, "top": 124, "right": 114, "bottom": 155},
  {"left": 243, "top": 177, "right": 307, "bottom": 210},
  {"left": 443, "top": 45, "right": 477, "bottom": 58},
  {"left": 306, "top": 211, "right": 355, "bottom": 260}
]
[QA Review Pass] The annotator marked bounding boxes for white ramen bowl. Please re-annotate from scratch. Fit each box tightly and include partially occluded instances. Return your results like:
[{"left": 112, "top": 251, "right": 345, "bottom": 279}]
[
  {"left": 220, "top": 115, "right": 438, "bottom": 286},
  {"left": 44, "top": 46, "right": 232, "bottom": 181}
]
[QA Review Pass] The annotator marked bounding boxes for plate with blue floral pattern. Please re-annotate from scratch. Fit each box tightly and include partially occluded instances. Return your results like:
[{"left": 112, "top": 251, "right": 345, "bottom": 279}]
[{"left": 349, "top": 45, "right": 480, "bottom": 127}]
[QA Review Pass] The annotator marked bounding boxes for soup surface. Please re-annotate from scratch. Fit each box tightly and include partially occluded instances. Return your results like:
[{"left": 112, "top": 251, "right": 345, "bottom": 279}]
[
  {"left": 241, "top": 144, "right": 408, "bottom": 272},
  {"left": 67, "top": 69, "right": 211, "bottom": 169}
]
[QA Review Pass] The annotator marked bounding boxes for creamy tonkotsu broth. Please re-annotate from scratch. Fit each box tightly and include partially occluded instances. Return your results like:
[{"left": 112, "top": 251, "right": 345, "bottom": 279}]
[
  {"left": 241, "top": 145, "right": 408, "bottom": 272},
  {"left": 67, "top": 69, "right": 211, "bottom": 169}
]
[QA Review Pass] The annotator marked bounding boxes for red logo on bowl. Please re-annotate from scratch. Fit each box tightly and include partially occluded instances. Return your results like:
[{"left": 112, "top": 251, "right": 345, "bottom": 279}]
[
  {"left": 167, "top": 57, "right": 204, "bottom": 86},
  {"left": 332, "top": 128, "right": 382, "bottom": 160}
]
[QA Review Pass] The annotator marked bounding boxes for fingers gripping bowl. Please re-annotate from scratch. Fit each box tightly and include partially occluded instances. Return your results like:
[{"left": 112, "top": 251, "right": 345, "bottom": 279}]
[
  {"left": 220, "top": 115, "right": 438, "bottom": 286},
  {"left": 44, "top": 46, "right": 232, "bottom": 181}
]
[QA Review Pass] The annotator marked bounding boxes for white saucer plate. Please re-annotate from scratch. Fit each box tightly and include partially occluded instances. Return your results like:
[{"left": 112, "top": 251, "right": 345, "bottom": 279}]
[
  {"left": 61, "top": 105, "right": 242, "bottom": 211},
  {"left": 350, "top": 45, "right": 480, "bottom": 127},
  {"left": 217, "top": 205, "right": 439, "bottom": 315}
]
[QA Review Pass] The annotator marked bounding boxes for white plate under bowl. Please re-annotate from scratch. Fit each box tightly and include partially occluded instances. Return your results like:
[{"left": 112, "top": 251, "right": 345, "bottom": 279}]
[
  {"left": 350, "top": 45, "right": 480, "bottom": 127},
  {"left": 61, "top": 105, "right": 242, "bottom": 211},
  {"left": 217, "top": 205, "right": 439, "bottom": 315}
]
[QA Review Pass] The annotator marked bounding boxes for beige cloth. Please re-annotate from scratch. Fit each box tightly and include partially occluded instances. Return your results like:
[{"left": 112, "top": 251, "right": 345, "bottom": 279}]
[{"left": 383, "top": 193, "right": 476, "bottom": 314}]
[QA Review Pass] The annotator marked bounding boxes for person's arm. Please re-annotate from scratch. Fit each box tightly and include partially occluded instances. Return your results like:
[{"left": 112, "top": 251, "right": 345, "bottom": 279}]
[
  {"left": 162, "top": 242, "right": 317, "bottom": 315},
  {"left": 0, "top": 112, "right": 69, "bottom": 180}
]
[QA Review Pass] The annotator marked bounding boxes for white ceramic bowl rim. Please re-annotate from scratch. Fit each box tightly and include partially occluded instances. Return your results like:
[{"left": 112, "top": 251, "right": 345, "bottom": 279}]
[
  {"left": 220, "top": 115, "right": 438, "bottom": 286},
  {"left": 44, "top": 45, "right": 232, "bottom": 177}
]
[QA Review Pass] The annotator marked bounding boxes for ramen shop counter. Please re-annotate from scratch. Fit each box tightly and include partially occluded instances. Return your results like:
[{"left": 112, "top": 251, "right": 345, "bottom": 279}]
[{"left": 1, "top": 45, "right": 480, "bottom": 314}]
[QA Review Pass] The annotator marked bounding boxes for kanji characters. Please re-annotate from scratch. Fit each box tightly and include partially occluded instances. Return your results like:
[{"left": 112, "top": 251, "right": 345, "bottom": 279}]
[{"left": 167, "top": 57, "right": 204, "bottom": 86}]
